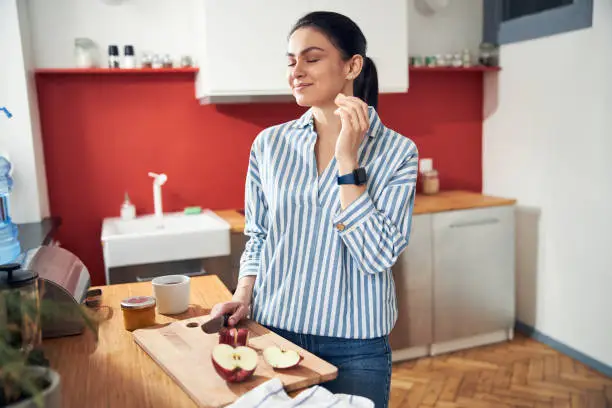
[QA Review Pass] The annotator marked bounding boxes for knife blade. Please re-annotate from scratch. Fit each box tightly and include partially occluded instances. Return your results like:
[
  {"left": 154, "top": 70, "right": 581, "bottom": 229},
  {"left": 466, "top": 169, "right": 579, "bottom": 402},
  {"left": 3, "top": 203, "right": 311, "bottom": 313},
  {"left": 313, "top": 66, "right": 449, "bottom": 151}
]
[{"left": 201, "top": 313, "right": 231, "bottom": 334}]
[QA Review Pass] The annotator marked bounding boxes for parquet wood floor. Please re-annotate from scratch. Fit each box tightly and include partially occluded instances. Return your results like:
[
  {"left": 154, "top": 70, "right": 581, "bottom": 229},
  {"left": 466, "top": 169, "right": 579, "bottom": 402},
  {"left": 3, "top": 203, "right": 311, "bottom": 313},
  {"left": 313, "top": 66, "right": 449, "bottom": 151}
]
[{"left": 390, "top": 334, "right": 612, "bottom": 408}]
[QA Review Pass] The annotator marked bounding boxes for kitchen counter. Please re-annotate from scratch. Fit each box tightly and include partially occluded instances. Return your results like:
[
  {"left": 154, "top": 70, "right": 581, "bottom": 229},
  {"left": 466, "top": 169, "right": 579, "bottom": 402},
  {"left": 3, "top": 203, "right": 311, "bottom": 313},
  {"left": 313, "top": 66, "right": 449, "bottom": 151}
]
[
  {"left": 215, "top": 190, "right": 517, "bottom": 233},
  {"left": 42, "top": 275, "right": 238, "bottom": 407},
  {"left": 16, "top": 216, "right": 61, "bottom": 253}
]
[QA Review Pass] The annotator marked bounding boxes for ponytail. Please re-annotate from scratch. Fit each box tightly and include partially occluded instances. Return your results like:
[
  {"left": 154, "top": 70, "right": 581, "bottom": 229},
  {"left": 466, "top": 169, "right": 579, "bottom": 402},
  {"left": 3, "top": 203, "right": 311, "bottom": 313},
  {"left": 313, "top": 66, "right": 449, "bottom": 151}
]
[{"left": 354, "top": 56, "right": 379, "bottom": 110}]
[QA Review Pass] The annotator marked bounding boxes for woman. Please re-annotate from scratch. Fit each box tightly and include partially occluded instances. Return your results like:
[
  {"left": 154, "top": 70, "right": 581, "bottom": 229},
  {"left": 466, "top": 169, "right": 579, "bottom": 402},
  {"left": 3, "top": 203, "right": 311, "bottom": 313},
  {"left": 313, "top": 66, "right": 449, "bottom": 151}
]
[{"left": 210, "top": 11, "right": 418, "bottom": 407}]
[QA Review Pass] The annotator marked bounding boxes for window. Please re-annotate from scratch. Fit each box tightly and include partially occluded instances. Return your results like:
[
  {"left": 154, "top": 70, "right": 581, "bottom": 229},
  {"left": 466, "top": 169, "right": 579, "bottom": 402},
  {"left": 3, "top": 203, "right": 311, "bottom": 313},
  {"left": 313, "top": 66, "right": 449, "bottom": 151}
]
[
  {"left": 484, "top": 0, "right": 593, "bottom": 45},
  {"left": 502, "top": 0, "right": 574, "bottom": 21}
]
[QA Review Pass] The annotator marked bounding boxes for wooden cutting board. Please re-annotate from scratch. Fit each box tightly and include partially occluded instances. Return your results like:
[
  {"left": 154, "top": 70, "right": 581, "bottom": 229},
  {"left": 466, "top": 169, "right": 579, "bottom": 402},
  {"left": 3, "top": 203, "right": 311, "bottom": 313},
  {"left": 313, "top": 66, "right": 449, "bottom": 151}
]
[{"left": 133, "top": 315, "right": 338, "bottom": 408}]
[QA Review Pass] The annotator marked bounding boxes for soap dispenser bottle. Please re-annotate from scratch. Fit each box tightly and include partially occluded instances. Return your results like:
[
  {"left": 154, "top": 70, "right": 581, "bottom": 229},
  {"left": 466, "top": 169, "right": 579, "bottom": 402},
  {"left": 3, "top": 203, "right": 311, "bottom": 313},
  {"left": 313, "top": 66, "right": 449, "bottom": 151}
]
[{"left": 120, "top": 192, "right": 136, "bottom": 220}]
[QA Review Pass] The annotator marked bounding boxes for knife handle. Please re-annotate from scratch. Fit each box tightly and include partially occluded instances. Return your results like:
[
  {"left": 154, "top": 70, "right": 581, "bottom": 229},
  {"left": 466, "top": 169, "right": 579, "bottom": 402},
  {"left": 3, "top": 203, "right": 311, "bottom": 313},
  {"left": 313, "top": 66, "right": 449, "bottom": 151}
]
[{"left": 222, "top": 313, "right": 231, "bottom": 327}]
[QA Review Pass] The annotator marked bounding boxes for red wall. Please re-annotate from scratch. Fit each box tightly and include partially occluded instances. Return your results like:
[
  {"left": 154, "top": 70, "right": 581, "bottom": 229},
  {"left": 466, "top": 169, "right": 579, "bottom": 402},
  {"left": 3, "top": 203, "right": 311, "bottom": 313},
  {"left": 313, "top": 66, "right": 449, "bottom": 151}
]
[{"left": 36, "top": 70, "right": 483, "bottom": 285}]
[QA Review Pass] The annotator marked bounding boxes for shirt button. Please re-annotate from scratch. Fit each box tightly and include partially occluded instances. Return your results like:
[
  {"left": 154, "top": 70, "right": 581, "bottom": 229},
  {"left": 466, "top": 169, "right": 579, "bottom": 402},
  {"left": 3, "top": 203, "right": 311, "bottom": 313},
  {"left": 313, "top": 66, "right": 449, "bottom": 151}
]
[{"left": 336, "top": 223, "right": 346, "bottom": 232}]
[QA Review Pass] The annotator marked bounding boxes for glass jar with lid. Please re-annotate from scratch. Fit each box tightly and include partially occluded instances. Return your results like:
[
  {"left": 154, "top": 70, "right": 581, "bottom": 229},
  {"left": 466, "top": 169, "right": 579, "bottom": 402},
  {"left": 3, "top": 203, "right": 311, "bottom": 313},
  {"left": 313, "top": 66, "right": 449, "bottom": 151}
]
[
  {"left": 0, "top": 263, "right": 41, "bottom": 352},
  {"left": 120, "top": 296, "right": 156, "bottom": 331},
  {"left": 74, "top": 38, "right": 100, "bottom": 68}
]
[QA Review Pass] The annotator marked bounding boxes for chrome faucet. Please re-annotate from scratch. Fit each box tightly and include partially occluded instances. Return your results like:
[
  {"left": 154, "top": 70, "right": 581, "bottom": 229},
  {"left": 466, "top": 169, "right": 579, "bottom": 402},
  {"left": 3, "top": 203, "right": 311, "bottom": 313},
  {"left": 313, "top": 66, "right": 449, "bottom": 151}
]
[{"left": 148, "top": 172, "right": 167, "bottom": 224}]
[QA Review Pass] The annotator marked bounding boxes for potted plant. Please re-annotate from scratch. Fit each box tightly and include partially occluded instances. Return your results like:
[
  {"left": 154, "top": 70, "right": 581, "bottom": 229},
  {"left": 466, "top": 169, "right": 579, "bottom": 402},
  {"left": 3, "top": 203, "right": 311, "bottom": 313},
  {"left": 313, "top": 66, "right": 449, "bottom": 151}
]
[{"left": 0, "top": 278, "right": 95, "bottom": 407}]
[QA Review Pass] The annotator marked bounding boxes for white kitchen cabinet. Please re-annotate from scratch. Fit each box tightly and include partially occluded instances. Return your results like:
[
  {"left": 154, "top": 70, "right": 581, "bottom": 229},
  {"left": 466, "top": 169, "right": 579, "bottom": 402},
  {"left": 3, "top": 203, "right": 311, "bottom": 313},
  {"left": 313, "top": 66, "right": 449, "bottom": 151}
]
[
  {"left": 390, "top": 205, "right": 516, "bottom": 361},
  {"left": 193, "top": 0, "right": 408, "bottom": 103},
  {"left": 310, "top": 0, "right": 409, "bottom": 94},
  {"left": 432, "top": 206, "right": 515, "bottom": 348},
  {"left": 194, "top": 0, "right": 310, "bottom": 101},
  {"left": 389, "top": 214, "right": 433, "bottom": 361}
]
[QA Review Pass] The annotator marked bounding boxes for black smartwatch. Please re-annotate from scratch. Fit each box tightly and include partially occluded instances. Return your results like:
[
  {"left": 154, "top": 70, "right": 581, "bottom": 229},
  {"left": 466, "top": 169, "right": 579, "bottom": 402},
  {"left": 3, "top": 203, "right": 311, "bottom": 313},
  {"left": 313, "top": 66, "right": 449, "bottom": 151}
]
[{"left": 337, "top": 167, "right": 367, "bottom": 185}]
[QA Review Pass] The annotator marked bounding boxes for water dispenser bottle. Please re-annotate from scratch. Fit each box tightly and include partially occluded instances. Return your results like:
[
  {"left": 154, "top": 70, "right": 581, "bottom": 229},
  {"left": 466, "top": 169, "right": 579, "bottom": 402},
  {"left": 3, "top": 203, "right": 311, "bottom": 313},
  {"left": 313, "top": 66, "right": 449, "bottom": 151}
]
[{"left": 0, "top": 156, "right": 21, "bottom": 264}]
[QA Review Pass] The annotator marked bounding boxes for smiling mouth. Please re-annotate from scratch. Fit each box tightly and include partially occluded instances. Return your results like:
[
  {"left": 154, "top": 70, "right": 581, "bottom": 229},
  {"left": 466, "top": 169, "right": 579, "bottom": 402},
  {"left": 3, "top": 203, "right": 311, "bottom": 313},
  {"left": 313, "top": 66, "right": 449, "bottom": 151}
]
[{"left": 294, "top": 84, "right": 312, "bottom": 91}]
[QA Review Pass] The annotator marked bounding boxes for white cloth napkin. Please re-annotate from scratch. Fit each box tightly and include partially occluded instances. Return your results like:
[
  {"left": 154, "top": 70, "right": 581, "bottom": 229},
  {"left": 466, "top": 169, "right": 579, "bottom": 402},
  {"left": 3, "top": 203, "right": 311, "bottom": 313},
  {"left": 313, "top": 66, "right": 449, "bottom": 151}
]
[{"left": 227, "top": 378, "right": 374, "bottom": 408}]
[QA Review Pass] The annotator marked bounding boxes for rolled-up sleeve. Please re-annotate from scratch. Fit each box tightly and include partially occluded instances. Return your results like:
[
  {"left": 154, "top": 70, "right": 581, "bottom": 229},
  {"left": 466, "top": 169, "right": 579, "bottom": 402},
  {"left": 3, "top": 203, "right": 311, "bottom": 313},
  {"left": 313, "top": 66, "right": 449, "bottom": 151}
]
[
  {"left": 238, "top": 143, "right": 268, "bottom": 279},
  {"left": 333, "top": 148, "right": 418, "bottom": 274}
]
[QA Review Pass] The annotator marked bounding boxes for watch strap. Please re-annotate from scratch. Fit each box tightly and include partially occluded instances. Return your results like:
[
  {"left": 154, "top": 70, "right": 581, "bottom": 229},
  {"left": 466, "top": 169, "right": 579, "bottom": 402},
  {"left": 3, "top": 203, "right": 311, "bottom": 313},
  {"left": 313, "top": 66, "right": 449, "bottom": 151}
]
[{"left": 337, "top": 168, "right": 367, "bottom": 185}]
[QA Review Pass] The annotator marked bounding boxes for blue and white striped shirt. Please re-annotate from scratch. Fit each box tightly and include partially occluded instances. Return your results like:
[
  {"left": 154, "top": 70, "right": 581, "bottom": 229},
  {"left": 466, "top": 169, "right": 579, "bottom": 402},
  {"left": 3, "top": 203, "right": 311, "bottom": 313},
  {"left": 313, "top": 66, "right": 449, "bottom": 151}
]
[{"left": 239, "top": 106, "right": 418, "bottom": 339}]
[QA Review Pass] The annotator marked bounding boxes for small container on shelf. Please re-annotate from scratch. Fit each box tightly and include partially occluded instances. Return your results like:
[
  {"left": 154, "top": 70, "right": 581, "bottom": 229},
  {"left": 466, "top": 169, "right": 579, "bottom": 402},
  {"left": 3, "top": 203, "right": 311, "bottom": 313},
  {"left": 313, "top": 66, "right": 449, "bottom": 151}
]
[
  {"left": 180, "top": 55, "right": 194, "bottom": 68},
  {"left": 419, "top": 158, "right": 440, "bottom": 195},
  {"left": 151, "top": 54, "right": 163, "bottom": 69},
  {"left": 425, "top": 56, "right": 437, "bottom": 67},
  {"left": 74, "top": 38, "right": 100, "bottom": 68},
  {"left": 451, "top": 53, "right": 463, "bottom": 67},
  {"left": 479, "top": 42, "right": 500, "bottom": 67},
  {"left": 461, "top": 49, "right": 472, "bottom": 67},
  {"left": 141, "top": 53, "right": 153, "bottom": 68},
  {"left": 120, "top": 296, "right": 156, "bottom": 331},
  {"left": 444, "top": 54, "right": 453, "bottom": 66},
  {"left": 162, "top": 54, "right": 173, "bottom": 69},
  {"left": 409, "top": 55, "right": 424, "bottom": 67},
  {"left": 108, "top": 45, "right": 120, "bottom": 69},
  {"left": 123, "top": 45, "right": 136, "bottom": 69}
]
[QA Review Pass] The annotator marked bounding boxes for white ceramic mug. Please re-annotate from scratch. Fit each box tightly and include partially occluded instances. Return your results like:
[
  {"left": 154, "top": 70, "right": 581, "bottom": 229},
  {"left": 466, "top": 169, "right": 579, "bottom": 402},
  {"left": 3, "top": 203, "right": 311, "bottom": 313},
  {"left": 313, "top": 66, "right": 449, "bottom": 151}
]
[{"left": 151, "top": 275, "right": 191, "bottom": 315}]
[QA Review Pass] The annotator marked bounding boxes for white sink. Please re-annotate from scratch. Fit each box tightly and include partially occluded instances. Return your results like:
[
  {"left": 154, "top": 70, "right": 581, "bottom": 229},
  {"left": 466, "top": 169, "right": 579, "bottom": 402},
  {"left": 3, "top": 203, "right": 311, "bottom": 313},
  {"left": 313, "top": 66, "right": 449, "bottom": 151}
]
[{"left": 101, "top": 210, "right": 231, "bottom": 269}]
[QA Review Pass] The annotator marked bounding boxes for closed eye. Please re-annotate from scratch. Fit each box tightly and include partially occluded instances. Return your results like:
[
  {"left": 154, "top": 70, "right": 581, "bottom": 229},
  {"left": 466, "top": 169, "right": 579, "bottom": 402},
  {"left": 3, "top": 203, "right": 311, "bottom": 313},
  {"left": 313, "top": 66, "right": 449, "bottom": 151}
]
[{"left": 288, "top": 59, "right": 319, "bottom": 67}]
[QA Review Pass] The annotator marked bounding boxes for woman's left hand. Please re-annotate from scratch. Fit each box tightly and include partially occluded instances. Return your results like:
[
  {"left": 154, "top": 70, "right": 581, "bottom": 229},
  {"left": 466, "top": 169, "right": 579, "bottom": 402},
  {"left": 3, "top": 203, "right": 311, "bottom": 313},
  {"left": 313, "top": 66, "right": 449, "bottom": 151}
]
[{"left": 334, "top": 93, "right": 370, "bottom": 165}]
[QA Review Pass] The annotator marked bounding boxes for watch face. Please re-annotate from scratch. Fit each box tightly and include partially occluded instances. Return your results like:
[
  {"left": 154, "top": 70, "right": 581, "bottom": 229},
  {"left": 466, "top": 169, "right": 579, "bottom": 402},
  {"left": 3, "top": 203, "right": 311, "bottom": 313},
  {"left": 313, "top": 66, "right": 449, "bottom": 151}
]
[{"left": 355, "top": 168, "right": 367, "bottom": 185}]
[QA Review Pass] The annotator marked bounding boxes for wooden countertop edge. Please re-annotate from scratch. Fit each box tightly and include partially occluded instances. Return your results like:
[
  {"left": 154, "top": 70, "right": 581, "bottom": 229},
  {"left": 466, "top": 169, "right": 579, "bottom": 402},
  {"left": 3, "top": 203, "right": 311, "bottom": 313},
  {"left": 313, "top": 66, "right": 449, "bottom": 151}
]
[{"left": 214, "top": 191, "right": 517, "bottom": 233}]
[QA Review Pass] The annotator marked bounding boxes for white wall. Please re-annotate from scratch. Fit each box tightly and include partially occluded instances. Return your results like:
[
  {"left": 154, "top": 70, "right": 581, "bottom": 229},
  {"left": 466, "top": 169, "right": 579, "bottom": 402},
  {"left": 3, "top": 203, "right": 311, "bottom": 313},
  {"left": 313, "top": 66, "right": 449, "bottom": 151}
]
[
  {"left": 483, "top": 0, "right": 612, "bottom": 367},
  {"left": 0, "top": 0, "right": 49, "bottom": 223}
]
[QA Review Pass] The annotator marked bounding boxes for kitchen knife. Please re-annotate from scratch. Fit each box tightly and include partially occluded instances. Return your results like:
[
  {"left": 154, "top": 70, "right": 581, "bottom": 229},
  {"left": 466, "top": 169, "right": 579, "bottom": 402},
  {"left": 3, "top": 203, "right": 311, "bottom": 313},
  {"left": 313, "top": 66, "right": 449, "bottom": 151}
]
[{"left": 201, "top": 313, "right": 231, "bottom": 334}]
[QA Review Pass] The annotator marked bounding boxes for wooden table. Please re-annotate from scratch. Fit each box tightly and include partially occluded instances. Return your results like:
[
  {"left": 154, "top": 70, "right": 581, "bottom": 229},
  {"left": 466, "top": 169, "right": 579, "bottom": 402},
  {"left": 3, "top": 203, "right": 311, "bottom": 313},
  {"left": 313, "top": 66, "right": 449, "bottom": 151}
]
[{"left": 42, "top": 276, "right": 255, "bottom": 408}]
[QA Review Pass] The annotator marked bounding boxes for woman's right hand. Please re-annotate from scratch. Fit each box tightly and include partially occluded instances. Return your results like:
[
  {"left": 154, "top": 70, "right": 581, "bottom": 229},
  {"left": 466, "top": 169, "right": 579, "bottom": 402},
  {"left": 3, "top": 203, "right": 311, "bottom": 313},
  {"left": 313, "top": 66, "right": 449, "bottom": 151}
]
[
  {"left": 211, "top": 276, "right": 255, "bottom": 326},
  {"left": 209, "top": 300, "right": 250, "bottom": 327}
]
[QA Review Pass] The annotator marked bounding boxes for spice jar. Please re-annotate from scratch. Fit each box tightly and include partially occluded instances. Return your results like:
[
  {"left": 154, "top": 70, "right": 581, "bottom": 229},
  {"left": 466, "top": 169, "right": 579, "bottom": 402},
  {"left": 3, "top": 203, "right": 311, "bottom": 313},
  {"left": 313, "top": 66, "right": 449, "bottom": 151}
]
[
  {"left": 120, "top": 296, "right": 156, "bottom": 331},
  {"left": 421, "top": 169, "right": 440, "bottom": 195},
  {"left": 479, "top": 42, "right": 499, "bottom": 67},
  {"left": 151, "top": 54, "right": 162, "bottom": 69},
  {"left": 141, "top": 53, "right": 153, "bottom": 68},
  {"left": 419, "top": 158, "right": 440, "bottom": 195},
  {"left": 162, "top": 54, "right": 173, "bottom": 68}
]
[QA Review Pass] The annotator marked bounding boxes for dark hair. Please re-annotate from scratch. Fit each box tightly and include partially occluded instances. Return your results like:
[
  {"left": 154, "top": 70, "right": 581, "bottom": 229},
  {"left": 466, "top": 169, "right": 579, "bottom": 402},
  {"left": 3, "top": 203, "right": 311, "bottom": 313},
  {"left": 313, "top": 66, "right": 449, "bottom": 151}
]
[{"left": 290, "top": 11, "right": 379, "bottom": 110}]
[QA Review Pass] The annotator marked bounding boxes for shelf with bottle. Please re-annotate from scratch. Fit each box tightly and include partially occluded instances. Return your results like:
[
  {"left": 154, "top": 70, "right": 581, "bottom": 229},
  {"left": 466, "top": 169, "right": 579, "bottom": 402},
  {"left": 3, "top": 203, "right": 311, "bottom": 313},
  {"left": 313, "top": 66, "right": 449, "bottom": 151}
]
[
  {"left": 409, "top": 45, "right": 501, "bottom": 73},
  {"left": 35, "top": 67, "right": 199, "bottom": 75},
  {"left": 409, "top": 65, "right": 501, "bottom": 72},
  {"left": 39, "top": 42, "right": 199, "bottom": 75}
]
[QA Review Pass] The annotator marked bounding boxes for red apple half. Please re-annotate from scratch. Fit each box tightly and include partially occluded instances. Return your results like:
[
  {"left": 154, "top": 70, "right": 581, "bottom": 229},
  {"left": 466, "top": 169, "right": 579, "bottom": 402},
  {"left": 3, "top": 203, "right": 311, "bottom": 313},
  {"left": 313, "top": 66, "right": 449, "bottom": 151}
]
[
  {"left": 211, "top": 344, "right": 258, "bottom": 383},
  {"left": 219, "top": 328, "right": 250, "bottom": 347},
  {"left": 263, "top": 346, "right": 304, "bottom": 369}
]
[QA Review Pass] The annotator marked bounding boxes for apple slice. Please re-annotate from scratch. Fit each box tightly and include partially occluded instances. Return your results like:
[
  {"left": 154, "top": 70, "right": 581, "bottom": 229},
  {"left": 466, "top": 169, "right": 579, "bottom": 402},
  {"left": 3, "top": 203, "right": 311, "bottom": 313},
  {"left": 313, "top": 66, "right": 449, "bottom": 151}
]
[
  {"left": 211, "top": 344, "right": 258, "bottom": 383},
  {"left": 219, "top": 328, "right": 250, "bottom": 347},
  {"left": 218, "top": 328, "right": 233, "bottom": 346},
  {"left": 263, "top": 346, "right": 303, "bottom": 369},
  {"left": 236, "top": 328, "right": 249, "bottom": 347}
]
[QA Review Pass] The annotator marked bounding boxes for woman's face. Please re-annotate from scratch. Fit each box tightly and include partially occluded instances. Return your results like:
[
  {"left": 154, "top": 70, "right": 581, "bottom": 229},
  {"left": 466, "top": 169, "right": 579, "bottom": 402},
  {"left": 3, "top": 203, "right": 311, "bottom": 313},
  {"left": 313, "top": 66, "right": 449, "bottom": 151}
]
[{"left": 287, "top": 27, "right": 355, "bottom": 108}]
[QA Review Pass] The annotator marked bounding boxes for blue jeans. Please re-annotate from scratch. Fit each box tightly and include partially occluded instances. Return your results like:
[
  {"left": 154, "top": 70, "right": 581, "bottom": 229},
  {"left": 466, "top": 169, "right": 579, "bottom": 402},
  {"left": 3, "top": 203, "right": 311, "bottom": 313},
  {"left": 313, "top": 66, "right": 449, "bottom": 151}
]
[{"left": 265, "top": 326, "right": 392, "bottom": 408}]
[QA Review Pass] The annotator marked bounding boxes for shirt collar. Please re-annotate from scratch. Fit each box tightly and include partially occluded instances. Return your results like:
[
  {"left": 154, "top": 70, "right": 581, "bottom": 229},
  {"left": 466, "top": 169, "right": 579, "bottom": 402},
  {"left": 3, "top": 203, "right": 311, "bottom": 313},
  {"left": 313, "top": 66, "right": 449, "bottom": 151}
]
[{"left": 292, "top": 105, "right": 384, "bottom": 139}]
